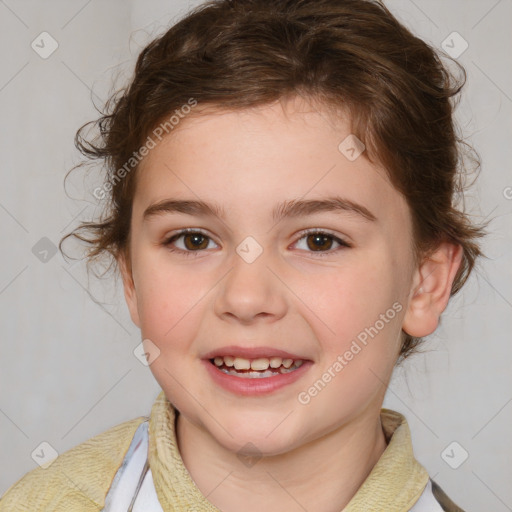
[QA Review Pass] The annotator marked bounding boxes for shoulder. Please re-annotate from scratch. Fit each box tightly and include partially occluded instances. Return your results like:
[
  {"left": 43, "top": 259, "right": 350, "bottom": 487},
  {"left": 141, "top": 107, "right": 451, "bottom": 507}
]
[{"left": 0, "top": 416, "right": 148, "bottom": 512}]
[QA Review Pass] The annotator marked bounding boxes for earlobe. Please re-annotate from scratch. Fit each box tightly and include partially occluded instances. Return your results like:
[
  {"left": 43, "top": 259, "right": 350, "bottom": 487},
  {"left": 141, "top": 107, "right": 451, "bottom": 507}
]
[
  {"left": 402, "top": 242, "right": 463, "bottom": 338},
  {"left": 118, "top": 253, "right": 141, "bottom": 328}
]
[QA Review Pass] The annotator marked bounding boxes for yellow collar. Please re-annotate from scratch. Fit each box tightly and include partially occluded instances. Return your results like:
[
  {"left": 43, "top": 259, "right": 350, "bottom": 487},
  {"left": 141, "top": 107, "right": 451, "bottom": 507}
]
[{"left": 148, "top": 391, "right": 428, "bottom": 511}]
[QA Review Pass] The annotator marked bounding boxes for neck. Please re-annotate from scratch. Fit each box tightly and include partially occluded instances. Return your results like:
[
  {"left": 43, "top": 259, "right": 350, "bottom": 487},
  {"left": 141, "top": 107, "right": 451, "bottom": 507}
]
[{"left": 175, "top": 405, "right": 388, "bottom": 512}]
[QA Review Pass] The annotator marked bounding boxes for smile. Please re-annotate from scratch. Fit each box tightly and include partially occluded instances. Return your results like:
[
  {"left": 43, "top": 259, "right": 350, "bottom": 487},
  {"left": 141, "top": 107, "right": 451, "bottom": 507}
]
[
  {"left": 210, "top": 355, "right": 304, "bottom": 378},
  {"left": 203, "top": 350, "right": 313, "bottom": 395}
]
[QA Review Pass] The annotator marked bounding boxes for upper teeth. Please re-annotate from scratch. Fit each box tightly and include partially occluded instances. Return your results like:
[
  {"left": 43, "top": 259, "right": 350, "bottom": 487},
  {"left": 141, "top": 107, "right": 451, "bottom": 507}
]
[{"left": 213, "top": 356, "right": 303, "bottom": 371}]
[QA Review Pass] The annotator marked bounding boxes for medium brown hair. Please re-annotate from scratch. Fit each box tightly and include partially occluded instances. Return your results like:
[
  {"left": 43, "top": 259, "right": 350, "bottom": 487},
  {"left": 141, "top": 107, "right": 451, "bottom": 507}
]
[{"left": 60, "top": 0, "right": 488, "bottom": 359}]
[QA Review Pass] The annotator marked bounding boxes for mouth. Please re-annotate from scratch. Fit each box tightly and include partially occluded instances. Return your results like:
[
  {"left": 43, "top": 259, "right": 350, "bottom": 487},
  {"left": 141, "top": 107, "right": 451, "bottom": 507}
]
[
  {"left": 209, "top": 355, "right": 305, "bottom": 379},
  {"left": 202, "top": 347, "right": 313, "bottom": 395},
  {"left": 202, "top": 346, "right": 313, "bottom": 395}
]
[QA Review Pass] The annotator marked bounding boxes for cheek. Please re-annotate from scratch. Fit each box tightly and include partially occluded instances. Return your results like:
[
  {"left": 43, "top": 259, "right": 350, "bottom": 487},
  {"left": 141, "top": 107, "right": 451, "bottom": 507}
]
[
  {"left": 132, "top": 258, "right": 230, "bottom": 408},
  {"left": 134, "top": 264, "right": 207, "bottom": 346},
  {"left": 134, "top": 265, "right": 208, "bottom": 405},
  {"left": 301, "top": 265, "right": 403, "bottom": 420},
  {"left": 305, "top": 257, "right": 403, "bottom": 369},
  {"left": 317, "top": 261, "right": 395, "bottom": 326}
]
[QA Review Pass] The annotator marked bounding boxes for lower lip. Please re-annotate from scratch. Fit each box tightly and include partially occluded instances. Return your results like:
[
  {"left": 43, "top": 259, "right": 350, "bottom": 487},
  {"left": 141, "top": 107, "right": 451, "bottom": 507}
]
[{"left": 202, "top": 359, "right": 313, "bottom": 396}]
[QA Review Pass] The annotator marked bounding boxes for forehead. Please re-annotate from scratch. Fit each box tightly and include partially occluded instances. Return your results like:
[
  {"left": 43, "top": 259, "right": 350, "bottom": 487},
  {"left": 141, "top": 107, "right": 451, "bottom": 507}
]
[{"left": 132, "top": 97, "right": 409, "bottom": 228}]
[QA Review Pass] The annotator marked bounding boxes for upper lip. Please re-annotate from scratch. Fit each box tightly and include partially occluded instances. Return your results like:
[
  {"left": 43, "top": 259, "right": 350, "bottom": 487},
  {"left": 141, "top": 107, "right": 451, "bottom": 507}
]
[{"left": 202, "top": 345, "right": 311, "bottom": 361}]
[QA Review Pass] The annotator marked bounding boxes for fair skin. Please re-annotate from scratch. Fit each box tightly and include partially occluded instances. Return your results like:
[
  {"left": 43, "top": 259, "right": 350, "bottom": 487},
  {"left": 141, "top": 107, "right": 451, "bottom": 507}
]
[{"left": 119, "top": 95, "right": 462, "bottom": 512}]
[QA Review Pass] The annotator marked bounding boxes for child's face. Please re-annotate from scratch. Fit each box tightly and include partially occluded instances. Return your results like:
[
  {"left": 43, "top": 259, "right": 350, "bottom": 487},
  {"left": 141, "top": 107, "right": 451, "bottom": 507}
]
[{"left": 121, "top": 96, "right": 418, "bottom": 454}]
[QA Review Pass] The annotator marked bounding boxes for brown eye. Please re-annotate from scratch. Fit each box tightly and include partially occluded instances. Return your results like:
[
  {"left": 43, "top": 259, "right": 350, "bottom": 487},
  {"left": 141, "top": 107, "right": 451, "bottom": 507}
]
[
  {"left": 306, "top": 233, "right": 334, "bottom": 252},
  {"left": 182, "top": 233, "right": 209, "bottom": 250},
  {"left": 163, "top": 229, "right": 217, "bottom": 257},
  {"left": 294, "top": 230, "right": 350, "bottom": 255}
]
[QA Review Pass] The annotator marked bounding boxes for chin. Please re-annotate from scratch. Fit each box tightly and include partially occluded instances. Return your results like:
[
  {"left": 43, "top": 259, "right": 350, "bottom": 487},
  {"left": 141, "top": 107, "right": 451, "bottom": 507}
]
[{"left": 208, "top": 416, "right": 303, "bottom": 456}]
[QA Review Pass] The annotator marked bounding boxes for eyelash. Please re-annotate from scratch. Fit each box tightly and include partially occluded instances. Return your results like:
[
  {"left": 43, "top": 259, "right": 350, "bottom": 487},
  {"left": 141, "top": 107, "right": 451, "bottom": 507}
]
[{"left": 162, "top": 228, "right": 351, "bottom": 258}]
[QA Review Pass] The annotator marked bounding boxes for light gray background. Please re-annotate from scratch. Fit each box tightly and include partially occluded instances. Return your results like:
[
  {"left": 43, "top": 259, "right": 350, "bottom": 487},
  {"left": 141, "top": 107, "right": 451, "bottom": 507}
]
[{"left": 0, "top": 0, "right": 511, "bottom": 510}]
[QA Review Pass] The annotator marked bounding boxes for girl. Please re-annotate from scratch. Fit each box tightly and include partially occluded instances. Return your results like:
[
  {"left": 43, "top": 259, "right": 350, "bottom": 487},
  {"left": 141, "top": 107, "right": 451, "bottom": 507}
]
[{"left": 0, "top": 0, "right": 487, "bottom": 510}]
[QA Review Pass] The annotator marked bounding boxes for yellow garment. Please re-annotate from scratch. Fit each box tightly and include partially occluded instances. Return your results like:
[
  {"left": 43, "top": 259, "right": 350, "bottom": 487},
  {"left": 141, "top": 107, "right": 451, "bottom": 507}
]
[
  {"left": 0, "top": 391, "right": 429, "bottom": 511},
  {"left": 0, "top": 416, "right": 146, "bottom": 511}
]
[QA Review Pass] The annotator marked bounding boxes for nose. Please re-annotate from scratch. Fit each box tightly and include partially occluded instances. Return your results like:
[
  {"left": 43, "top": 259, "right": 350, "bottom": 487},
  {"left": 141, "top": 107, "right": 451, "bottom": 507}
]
[{"left": 213, "top": 244, "right": 288, "bottom": 325}]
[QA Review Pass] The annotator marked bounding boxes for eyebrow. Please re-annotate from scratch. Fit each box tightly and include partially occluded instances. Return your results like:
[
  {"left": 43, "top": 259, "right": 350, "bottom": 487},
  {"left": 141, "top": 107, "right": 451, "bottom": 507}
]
[{"left": 142, "top": 196, "right": 377, "bottom": 224}]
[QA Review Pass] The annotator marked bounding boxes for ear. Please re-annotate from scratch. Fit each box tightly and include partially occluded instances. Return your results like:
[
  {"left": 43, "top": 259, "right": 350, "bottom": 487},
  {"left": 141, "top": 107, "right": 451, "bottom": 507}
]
[
  {"left": 402, "top": 242, "right": 463, "bottom": 337},
  {"left": 118, "top": 252, "right": 141, "bottom": 328}
]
